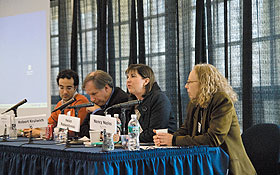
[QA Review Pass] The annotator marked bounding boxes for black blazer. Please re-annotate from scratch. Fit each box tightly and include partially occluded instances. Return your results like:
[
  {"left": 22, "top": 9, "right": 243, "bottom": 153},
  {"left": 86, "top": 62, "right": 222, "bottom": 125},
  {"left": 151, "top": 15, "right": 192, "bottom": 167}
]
[
  {"left": 128, "top": 82, "right": 177, "bottom": 143},
  {"left": 80, "top": 87, "right": 129, "bottom": 138}
]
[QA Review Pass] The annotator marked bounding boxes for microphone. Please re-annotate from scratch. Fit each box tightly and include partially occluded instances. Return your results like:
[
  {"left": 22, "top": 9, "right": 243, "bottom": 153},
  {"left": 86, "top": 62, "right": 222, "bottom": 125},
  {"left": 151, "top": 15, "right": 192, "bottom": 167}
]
[
  {"left": 67, "top": 102, "right": 94, "bottom": 109},
  {"left": 1, "top": 99, "right": 27, "bottom": 114},
  {"left": 110, "top": 100, "right": 142, "bottom": 109},
  {"left": 104, "top": 100, "right": 142, "bottom": 115},
  {"left": 51, "top": 98, "right": 76, "bottom": 113}
]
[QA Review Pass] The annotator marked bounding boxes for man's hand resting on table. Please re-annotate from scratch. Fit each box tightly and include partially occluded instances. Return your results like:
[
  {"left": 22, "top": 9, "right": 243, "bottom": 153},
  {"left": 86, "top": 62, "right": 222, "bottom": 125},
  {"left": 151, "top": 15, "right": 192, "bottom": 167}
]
[{"left": 23, "top": 128, "right": 41, "bottom": 138}]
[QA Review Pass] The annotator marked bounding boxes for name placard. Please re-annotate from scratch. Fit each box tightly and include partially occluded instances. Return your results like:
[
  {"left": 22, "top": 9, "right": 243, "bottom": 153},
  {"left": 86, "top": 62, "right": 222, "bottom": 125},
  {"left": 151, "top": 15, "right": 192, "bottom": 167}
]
[
  {"left": 57, "top": 114, "right": 80, "bottom": 132},
  {"left": 90, "top": 115, "right": 117, "bottom": 133},
  {"left": 15, "top": 114, "right": 48, "bottom": 129},
  {"left": 0, "top": 115, "right": 11, "bottom": 135}
]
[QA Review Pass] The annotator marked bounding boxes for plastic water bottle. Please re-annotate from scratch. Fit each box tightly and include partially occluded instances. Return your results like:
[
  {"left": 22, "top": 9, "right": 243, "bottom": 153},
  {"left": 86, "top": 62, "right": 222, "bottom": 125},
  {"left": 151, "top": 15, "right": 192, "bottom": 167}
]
[
  {"left": 128, "top": 114, "right": 140, "bottom": 151},
  {"left": 9, "top": 114, "right": 17, "bottom": 139},
  {"left": 53, "top": 127, "right": 60, "bottom": 143},
  {"left": 114, "top": 114, "right": 122, "bottom": 134},
  {"left": 102, "top": 129, "right": 114, "bottom": 151},
  {"left": 58, "top": 128, "right": 67, "bottom": 143}
]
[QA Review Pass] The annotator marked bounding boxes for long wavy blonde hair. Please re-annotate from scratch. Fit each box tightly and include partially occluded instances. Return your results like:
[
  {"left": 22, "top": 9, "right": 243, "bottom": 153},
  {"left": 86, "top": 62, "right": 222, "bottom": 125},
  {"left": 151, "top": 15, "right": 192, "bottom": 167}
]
[{"left": 193, "top": 64, "right": 238, "bottom": 108}]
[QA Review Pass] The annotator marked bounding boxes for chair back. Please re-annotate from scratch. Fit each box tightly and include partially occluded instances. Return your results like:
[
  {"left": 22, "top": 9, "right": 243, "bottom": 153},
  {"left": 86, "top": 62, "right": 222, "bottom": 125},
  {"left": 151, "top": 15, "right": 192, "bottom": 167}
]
[{"left": 241, "top": 123, "right": 280, "bottom": 175}]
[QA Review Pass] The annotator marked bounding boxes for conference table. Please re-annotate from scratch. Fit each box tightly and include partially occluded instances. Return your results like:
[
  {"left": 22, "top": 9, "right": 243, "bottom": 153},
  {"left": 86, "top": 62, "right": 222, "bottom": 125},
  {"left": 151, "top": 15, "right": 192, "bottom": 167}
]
[{"left": 0, "top": 138, "right": 229, "bottom": 175}]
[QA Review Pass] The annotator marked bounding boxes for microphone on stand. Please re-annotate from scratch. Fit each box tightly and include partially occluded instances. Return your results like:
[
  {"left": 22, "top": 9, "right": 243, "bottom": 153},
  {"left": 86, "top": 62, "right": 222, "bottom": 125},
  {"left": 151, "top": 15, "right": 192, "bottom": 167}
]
[
  {"left": 51, "top": 98, "right": 76, "bottom": 113},
  {"left": 1, "top": 99, "right": 27, "bottom": 115},
  {"left": 106, "top": 100, "right": 142, "bottom": 111},
  {"left": 67, "top": 102, "right": 94, "bottom": 145},
  {"left": 66, "top": 102, "right": 94, "bottom": 109},
  {"left": 67, "top": 102, "right": 94, "bottom": 120},
  {"left": 50, "top": 98, "right": 76, "bottom": 125},
  {"left": 104, "top": 100, "right": 141, "bottom": 135},
  {"left": 104, "top": 100, "right": 142, "bottom": 115},
  {"left": 66, "top": 102, "right": 94, "bottom": 146}
]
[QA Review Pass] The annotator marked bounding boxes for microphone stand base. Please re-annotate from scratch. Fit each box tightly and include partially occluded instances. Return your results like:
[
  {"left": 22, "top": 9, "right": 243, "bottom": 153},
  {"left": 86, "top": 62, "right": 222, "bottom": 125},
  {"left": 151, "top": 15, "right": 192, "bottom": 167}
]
[
  {"left": 69, "top": 139, "right": 83, "bottom": 145},
  {"left": 28, "top": 130, "right": 33, "bottom": 144},
  {"left": 1, "top": 135, "right": 8, "bottom": 142}
]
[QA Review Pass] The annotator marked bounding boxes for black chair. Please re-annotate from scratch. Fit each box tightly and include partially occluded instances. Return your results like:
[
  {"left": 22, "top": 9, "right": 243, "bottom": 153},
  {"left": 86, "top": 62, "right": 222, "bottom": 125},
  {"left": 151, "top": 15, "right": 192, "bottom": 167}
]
[{"left": 241, "top": 123, "right": 280, "bottom": 175}]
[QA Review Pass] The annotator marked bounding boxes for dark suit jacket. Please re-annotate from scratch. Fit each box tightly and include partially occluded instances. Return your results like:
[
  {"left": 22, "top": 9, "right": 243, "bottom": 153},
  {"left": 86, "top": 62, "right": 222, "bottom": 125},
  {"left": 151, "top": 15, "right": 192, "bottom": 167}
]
[
  {"left": 128, "top": 82, "right": 177, "bottom": 143},
  {"left": 80, "top": 87, "right": 128, "bottom": 138},
  {"left": 173, "top": 91, "right": 256, "bottom": 175}
]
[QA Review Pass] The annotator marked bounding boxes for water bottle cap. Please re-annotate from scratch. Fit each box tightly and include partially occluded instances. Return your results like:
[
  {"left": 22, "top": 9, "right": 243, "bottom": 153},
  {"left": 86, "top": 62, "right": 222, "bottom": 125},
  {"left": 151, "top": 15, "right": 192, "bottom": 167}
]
[{"left": 54, "top": 127, "right": 59, "bottom": 132}]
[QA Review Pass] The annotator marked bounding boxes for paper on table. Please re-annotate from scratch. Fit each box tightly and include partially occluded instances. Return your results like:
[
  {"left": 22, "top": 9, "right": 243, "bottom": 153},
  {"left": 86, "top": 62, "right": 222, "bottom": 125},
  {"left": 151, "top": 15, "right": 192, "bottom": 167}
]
[
  {"left": 79, "top": 136, "right": 90, "bottom": 141},
  {"left": 140, "top": 145, "right": 179, "bottom": 150}
]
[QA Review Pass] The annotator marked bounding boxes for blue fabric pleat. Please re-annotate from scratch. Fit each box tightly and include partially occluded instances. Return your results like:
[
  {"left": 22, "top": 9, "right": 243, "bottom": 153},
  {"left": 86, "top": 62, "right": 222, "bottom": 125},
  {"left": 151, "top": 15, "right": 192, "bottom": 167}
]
[{"left": 0, "top": 143, "right": 229, "bottom": 175}]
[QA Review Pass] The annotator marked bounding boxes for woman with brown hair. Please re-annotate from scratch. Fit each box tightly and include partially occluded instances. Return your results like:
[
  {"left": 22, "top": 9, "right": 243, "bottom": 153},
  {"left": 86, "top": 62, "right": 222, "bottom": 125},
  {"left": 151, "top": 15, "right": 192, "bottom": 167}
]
[{"left": 126, "top": 64, "right": 177, "bottom": 143}]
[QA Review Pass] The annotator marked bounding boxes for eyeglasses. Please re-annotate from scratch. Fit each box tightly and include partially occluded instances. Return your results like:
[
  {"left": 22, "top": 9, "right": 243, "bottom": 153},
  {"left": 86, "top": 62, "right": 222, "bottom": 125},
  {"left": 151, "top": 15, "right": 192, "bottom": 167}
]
[
  {"left": 59, "top": 86, "right": 75, "bottom": 91},
  {"left": 186, "top": 80, "right": 198, "bottom": 85}
]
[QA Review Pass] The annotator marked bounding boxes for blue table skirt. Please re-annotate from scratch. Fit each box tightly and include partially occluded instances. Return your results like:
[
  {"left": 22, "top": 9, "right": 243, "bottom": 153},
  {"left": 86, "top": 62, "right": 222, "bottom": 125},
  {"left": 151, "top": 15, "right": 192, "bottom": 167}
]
[{"left": 0, "top": 139, "right": 229, "bottom": 175}]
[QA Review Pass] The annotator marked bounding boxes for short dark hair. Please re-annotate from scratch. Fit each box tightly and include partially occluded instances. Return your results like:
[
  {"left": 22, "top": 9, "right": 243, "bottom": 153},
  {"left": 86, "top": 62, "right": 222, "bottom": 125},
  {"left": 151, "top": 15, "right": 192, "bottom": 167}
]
[
  {"left": 82, "top": 70, "right": 113, "bottom": 89},
  {"left": 125, "top": 64, "right": 155, "bottom": 94},
  {"left": 56, "top": 69, "right": 79, "bottom": 86}
]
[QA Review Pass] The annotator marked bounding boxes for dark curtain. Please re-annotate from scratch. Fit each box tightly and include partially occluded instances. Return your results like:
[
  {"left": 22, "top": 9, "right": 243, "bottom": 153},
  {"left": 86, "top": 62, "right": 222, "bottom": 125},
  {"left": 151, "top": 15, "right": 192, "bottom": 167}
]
[
  {"left": 165, "top": 0, "right": 179, "bottom": 125},
  {"left": 206, "top": 0, "right": 213, "bottom": 65},
  {"left": 137, "top": 0, "right": 145, "bottom": 64},
  {"left": 108, "top": 0, "right": 116, "bottom": 83},
  {"left": 176, "top": 0, "right": 183, "bottom": 126},
  {"left": 70, "top": 0, "right": 78, "bottom": 72},
  {"left": 223, "top": 0, "right": 228, "bottom": 78},
  {"left": 186, "top": 0, "right": 280, "bottom": 130},
  {"left": 50, "top": 0, "right": 280, "bottom": 129},
  {"left": 242, "top": 0, "right": 253, "bottom": 130},
  {"left": 129, "top": 0, "right": 146, "bottom": 65},
  {"left": 129, "top": 0, "right": 137, "bottom": 65},
  {"left": 194, "top": 0, "right": 253, "bottom": 130},
  {"left": 96, "top": 0, "right": 107, "bottom": 72},
  {"left": 58, "top": 0, "right": 69, "bottom": 72},
  {"left": 195, "top": 0, "right": 206, "bottom": 64}
]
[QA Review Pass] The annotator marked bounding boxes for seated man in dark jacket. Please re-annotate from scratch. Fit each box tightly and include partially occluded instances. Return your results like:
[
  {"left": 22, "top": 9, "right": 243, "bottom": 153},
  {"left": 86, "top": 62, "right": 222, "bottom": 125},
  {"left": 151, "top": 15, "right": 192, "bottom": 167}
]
[{"left": 80, "top": 70, "right": 128, "bottom": 138}]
